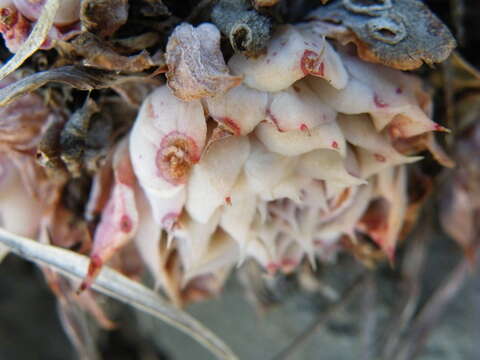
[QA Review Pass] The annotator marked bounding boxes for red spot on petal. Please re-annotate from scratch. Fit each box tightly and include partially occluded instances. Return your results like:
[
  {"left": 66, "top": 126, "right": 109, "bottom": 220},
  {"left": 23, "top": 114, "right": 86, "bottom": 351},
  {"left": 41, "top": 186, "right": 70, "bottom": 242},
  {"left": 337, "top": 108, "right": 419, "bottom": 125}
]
[
  {"left": 78, "top": 255, "right": 103, "bottom": 293},
  {"left": 434, "top": 123, "right": 448, "bottom": 132},
  {"left": 267, "top": 263, "right": 279, "bottom": 275},
  {"left": 374, "top": 93, "right": 389, "bottom": 108},
  {"left": 331, "top": 141, "right": 339, "bottom": 149},
  {"left": 374, "top": 153, "right": 386, "bottom": 162},
  {"left": 119, "top": 215, "right": 132, "bottom": 233},
  {"left": 300, "top": 123, "right": 311, "bottom": 136},
  {"left": 218, "top": 117, "right": 241, "bottom": 135},
  {"left": 225, "top": 196, "right": 232, "bottom": 206},
  {"left": 281, "top": 258, "right": 298, "bottom": 272},
  {"left": 266, "top": 109, "right": 284, "bottom": 132},
  {"left": 146, "top": 100, "right": 156, "bottom": 119}
]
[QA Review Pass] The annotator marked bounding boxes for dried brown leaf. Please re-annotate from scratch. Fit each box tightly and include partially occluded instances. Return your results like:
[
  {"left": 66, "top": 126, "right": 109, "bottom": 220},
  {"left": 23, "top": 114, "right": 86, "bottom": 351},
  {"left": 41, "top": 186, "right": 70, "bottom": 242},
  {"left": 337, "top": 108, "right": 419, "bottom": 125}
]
[
  {"left": 166, "top": 23, "right": 242, "bottom": 101},
  {"left": 309, "top": 0, "right": 456, "bottom": 70}
]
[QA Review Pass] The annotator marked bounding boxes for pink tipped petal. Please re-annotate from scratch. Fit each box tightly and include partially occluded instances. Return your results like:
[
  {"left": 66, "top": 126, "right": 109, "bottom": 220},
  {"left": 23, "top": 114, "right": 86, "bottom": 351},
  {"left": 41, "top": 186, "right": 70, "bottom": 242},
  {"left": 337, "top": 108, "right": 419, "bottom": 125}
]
[
  {"left": 255, "top": 121, "right": 346, "bottom": 157},
  {"left": 229, "top": 23, "right": 348, "bottom": 92},
  {"left": 186, "top": 136, "right": 250, "bottom": 223},
  {"left": 267, "top": 82, "right": 337, "bottom": 132},
  {"left": 220, "top": 174, "right": 257, "bottom": 251},
  {"left": 229, "top": 24, "right": 330, "bottom": 92},
  {"left": 310, "top": 53, "right": 441, "bottom": 137},
  {"left": 81, "top": 140, "right": 139, "bottom": 291},
  {"left": 337, "top": 114, "right": 421, "bottom": 178},
  {"left": 204, "top": 84, "right": 268, "bottom": 135},
  {"left": 229, "top": 25, "right": 309, "bottom": 92},
  {"left": 356, "top": 147, "right": 421, "bottom": 179}
]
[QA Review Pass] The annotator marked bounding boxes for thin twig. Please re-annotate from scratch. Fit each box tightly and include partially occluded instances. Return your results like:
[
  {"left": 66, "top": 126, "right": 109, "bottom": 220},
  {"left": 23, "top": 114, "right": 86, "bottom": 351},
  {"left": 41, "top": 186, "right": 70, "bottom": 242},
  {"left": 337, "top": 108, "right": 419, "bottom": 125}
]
[
  {"left": 394, "top": 255, "right": 472, "bottom": 360},
  {"left": 360, "top": 273, "right": 377, "bottom": 360},
  {"left": 380, "top": 216, "right": 431, "bottom": 359},
  {"left": 271, "top": 272, "right": 367, "bottom": 360}
]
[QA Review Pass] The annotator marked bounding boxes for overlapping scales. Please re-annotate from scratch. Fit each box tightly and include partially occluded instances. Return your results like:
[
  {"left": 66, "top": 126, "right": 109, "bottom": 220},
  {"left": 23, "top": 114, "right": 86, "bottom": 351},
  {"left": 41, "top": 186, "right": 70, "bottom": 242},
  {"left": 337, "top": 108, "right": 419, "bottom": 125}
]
[{"left": 66, "top": 19, "right": 451, "bottom": 305}]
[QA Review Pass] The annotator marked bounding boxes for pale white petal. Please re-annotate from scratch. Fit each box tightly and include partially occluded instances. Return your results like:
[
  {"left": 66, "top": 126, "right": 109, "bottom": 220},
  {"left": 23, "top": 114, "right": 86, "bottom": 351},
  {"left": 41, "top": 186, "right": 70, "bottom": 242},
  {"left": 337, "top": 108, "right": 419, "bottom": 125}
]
[
  {"left": 296, "top": 149, "right": 366, "bottom": 186},
  {"left": 186, "top": 136, "right": 250, "bottom": 223},
  {"left": 255, "top": 121, "right": 346, "bottom": 157},
  {"left": 204, "top": 84, "right": 268, "bottom": 135}
]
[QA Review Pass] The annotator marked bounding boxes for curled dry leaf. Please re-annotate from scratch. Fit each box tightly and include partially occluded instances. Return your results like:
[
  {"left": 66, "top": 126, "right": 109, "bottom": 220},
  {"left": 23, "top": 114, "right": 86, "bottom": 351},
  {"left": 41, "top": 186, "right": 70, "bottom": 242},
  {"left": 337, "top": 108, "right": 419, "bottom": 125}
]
[
  {"left": 166, "top": 23, "right": 242, "bottom": 101},
  {"left": 308, "top": 0, "right": 456, "bottom": 70},
  {"left": 68, "top": 32, "right": 159, "bottom": 72}
]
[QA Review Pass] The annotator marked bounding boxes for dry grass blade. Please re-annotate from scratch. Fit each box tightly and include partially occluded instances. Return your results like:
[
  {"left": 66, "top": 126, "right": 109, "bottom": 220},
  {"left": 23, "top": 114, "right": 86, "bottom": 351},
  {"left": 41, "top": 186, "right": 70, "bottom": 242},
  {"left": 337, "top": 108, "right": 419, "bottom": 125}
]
[
  {"left": 0, "top": 228, "right": 238, "bottom": 360},
  {"left": 0, "top": 0, "right": 60, "bottom": 81},
  {"left": 394, "top": 256, "right": 472, "bottom": 360},
  {"left": 380, "top": 216, "right": 431, "bottom": 358},
  {"left": 0, "top": 66, "right": 124, "bottom": 107}
]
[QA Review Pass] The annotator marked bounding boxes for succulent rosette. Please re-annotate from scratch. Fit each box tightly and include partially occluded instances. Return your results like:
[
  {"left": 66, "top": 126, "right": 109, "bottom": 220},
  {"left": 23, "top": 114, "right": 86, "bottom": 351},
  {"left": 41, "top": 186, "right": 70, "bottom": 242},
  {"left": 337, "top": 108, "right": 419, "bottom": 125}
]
[
  {"left": 0, "top": 1, "right": 455, "bottom": 310},
  {"left": 72, "top": 19, "right": 451, "bottom": 305}
]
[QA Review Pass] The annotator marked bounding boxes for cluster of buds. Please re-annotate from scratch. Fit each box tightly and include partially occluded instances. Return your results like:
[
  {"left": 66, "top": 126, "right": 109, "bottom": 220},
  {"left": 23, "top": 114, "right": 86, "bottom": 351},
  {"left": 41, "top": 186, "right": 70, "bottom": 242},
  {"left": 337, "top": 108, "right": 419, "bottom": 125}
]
[
  {"left": 0, "top": 0, "right": 80, "bottom": 52},
  {"left": 77, "top": 19, "right": 450, "bottom": 304}
]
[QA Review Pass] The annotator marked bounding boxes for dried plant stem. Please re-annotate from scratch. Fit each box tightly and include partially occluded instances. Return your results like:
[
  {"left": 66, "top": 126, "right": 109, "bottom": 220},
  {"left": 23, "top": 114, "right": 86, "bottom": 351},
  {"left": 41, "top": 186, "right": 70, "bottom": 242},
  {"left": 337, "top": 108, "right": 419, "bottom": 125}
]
[
  {"left": 0, "top": 228, "right": 238, "bottom": 360},
  {"left": 0, "top": 0, "right": 60, "bottom": 81},
  {"left": 271, "top": 273, "right": 366, "bottom": 360},
  {"left": 380, "top": 217, "right": 430, "bottom": 359},
  {"left": 394, "top": 256, "right": 472, "bottom": 360}
]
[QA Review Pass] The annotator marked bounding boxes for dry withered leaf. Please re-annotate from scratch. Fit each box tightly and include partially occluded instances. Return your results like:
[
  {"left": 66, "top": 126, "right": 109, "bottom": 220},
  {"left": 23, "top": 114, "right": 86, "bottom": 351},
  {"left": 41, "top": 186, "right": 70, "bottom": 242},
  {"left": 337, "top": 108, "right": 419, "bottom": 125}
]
[
  {"left": 69, "top": 32, "right": 161, "bottom": 72},
  {"left": 59, "top": 98, "right": 100, "bottom": 177},
  {"left": 309, "top": 0, "right": 456, "bottom": 70},
  {"left": 166, "top": 22, "right": 242, "bottom": 101},
  {"left": 80, "top": 0, "right": 129, "bottom": 38}
]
